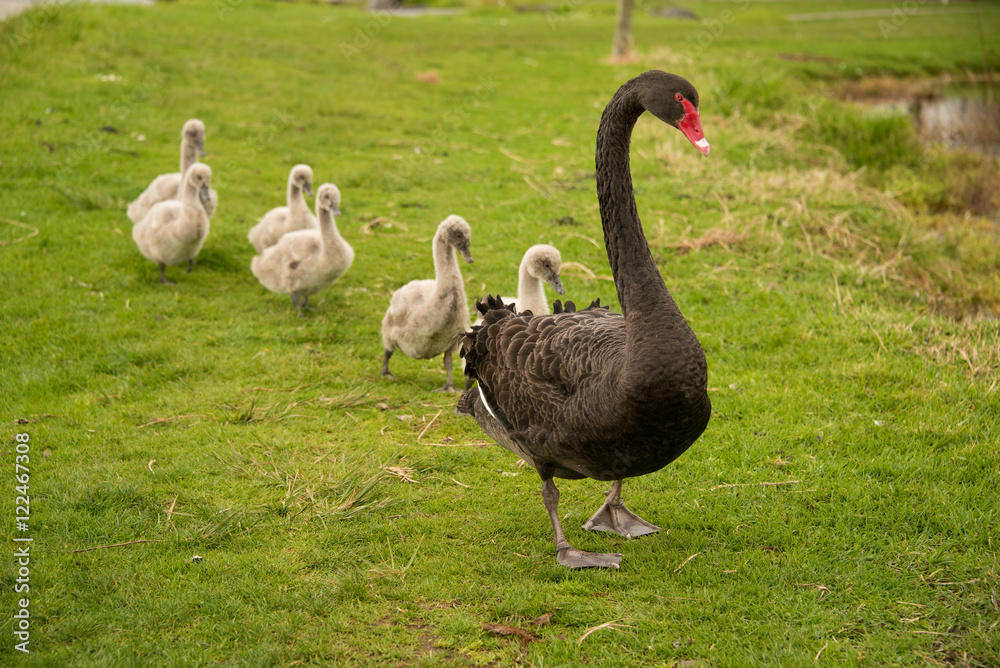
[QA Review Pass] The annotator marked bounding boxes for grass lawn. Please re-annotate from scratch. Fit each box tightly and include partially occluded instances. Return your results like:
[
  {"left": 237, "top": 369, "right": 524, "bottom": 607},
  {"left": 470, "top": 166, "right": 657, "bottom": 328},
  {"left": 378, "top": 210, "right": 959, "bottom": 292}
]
[{"left": 2, "top": 0, "right": 999, "bottom": 665}]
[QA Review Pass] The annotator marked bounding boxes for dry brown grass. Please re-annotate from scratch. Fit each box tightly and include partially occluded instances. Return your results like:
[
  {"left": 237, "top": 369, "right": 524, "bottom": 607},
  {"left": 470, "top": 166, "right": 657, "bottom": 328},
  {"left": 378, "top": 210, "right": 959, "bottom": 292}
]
[
  {"left": 631, "top": 114, "right": 999, "bottom": 320},
  {"left": 662, "top": 227, "right": 748, "bottom": 255},
  {"left": 892, "top": 316, "right": 1000, "bottom": 383},
  {"left": 697, "top": 153, "right": 1000, "bottom": 320}
]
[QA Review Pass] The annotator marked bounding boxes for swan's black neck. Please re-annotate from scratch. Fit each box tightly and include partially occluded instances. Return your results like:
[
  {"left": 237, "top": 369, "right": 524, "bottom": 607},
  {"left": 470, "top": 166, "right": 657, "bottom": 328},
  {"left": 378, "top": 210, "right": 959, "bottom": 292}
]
[
  {"left": 596, "top": 78, "right": 679, "bottom": 322},
  {"left": 595, "top": 73, "right": 710, "bottom": 439}
]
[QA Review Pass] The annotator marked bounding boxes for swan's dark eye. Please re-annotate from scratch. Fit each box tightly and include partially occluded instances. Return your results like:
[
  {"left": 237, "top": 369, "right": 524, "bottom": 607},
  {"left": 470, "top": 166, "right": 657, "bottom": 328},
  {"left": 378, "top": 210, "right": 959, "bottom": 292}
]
[{"left": 675, "top": 93, "right": 683, "bottom": 102}]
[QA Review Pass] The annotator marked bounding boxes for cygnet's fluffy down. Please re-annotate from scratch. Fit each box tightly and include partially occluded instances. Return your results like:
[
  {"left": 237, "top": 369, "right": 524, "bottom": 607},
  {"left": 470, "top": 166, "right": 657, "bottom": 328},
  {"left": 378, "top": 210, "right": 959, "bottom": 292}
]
[
  {"left": 490, "top": 244, "right": 564, "bottom": 317},
  {"left": 251, "top": 184, "right": 352, "bottom": 316},
  {"left": 380, "top": 215, "right": 473, "bottom": 392},
  {"left": 132, "top": 163, "right": 213, "bottom": 284},
  {"left": 127, "top": 119, "right": 218, "bottom": 223},
  {"left": 247, "top": 164, "right": 320, "bottom": 253},
  {"left": 465, "top": 244, "right": 564, "bottom": 389}
]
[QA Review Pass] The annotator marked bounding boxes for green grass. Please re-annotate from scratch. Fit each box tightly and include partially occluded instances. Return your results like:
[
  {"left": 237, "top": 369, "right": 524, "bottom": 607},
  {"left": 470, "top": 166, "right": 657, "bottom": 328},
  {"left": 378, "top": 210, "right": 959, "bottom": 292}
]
[{"left": 2, "top": 0, "right": 999, "bottom": 665}]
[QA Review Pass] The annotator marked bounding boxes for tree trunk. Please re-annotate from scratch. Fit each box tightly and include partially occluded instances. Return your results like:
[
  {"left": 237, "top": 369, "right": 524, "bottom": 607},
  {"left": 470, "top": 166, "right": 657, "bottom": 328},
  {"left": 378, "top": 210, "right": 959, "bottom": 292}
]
[
  {"left": 368, "top": 0, "right": 400, "bottom": 10},
  {"left": 611, "top": 0, "right": 634, "bottom": 59}
]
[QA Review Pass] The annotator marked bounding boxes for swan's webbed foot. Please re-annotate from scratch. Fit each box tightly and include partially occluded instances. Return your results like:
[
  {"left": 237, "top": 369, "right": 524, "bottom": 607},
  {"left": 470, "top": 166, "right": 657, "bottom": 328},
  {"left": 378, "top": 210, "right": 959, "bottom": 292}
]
[
  {"left": 582, "top": 479, "right": 660, "bottom": 539},
  {"left": 542, "top": 478, "right": 623, "bottom": 570},
  {"left": 583, "top": 503, "right": 660, "bottom": 539},
  {"left": 158, "top": 263, "right": 175, "bottom": 285},
  {"left": 302, "top": 295, "right": 315, "bottom": 311},
  {"left": 433, "top": 383, "right": 458, "bottom": 393},
  {"left": 556, "top": 547, "right": 622, "bottom": 570}
]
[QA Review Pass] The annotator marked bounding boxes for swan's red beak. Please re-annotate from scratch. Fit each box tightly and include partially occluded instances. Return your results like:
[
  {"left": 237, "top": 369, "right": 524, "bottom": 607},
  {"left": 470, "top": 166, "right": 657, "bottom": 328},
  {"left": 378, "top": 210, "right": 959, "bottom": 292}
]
[{"left": 678, "top": 98, "right": 710, "bottom": 156}]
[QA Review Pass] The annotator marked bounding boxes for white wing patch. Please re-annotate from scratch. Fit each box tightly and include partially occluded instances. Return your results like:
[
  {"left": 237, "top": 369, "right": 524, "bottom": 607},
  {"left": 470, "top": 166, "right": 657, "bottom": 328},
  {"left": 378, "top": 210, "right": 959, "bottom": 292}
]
[{"left": 479, "top": 385, "right": 501, "bottom": 423}]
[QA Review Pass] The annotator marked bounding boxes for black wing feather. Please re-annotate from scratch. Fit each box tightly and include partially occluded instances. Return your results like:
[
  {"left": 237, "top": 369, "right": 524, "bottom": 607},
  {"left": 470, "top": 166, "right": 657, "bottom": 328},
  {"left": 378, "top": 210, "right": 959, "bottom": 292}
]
[{"left": 460, "top": 294, "right": 627, "bottom": 477}]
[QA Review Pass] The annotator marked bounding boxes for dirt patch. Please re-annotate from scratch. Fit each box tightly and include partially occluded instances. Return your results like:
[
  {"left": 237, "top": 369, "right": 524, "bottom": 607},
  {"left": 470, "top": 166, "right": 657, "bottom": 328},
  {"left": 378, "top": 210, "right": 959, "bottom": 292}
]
[{"left": 834, "top": 73, "right": 1000, "bottom": 103}]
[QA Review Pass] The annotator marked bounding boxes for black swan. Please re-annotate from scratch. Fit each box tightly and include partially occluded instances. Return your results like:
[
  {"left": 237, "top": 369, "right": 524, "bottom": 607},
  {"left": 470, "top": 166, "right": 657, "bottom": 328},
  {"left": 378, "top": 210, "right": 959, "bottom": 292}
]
[{"left": 458, "top": 71, "right": 712, "bottom": 569}]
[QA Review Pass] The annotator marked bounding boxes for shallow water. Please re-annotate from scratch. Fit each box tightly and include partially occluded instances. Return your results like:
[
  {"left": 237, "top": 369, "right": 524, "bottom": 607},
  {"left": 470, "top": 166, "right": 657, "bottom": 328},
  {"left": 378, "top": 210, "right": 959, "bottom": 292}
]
[{"left": 878, "top": 94, "right": 1000, "bottom": 156}]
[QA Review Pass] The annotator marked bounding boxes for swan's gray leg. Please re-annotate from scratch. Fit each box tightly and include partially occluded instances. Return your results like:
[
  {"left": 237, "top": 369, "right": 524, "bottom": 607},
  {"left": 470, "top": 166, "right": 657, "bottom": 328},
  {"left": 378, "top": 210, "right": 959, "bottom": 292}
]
[
  {"left": 187, "top": 259, "right": 194, "bottom": 273},
  {"left": 158, "top": 262, "right": 175, "bottom": 285},
  {"left": 381, "top": 349, "right": 395, "bottom": 379},
  {"left": 301, "top": 295, "right": 315, "bottom": 311},
  {"left": 542, "top": 479, "right": 621, "bottom": 569},
  {"left": 434, "top": 349, "right": 457, "bottom": 393},
  {"left": 291, "top": 292, "right": 305, "bottom": 318},
  {"left": 583, "top": 479, "right": 660, "bottom": 539}
]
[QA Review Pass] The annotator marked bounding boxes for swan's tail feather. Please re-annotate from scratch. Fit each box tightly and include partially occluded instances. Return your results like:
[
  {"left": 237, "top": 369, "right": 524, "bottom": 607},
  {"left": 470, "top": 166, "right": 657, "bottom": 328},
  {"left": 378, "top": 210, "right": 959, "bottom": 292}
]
[
  {"left": 456, "top": 389, "right": 476, "bottom": 416},
  {"left": 474, "top": 293, "right": 516, "bottom": 316},
  {"left": 553, "top": 298, "right": 607, "bottom": 314},
  {"left": 462, "top": 294, "right": 516, "bottom": 377}
]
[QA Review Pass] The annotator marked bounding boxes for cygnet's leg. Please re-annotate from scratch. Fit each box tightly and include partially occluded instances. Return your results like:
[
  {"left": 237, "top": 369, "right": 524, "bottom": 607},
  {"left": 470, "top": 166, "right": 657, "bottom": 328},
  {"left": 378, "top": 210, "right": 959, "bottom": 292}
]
[
  {"left": 301, "top": 295, "right": 315, "bottom": 311},
  {"left": 187, "top": 259, "right": 194, "bottom": 274},
  {"left": 434, "top": 349, "right": 457, "bottom": 393},
  {"left": 542, "top": 479, "right": 621, "bottom": 569},
  {"left": 381, "top": 349, "right": 395, "bottom": 379},
  {"left": 291, "top": 292, "right": 305, "bottom": 318},
  {"left": 158, "top": 262, "right": 175, "bottom": 285},
  {"left": 582, "top": 479, "right": 660, "bottom": 539}
]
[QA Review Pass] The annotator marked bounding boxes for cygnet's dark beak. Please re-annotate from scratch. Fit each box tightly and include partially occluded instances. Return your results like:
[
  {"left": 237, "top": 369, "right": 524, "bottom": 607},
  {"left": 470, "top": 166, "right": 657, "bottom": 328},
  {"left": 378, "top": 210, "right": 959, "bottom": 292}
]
[
  {"left": 548, "top": 273, "right": 565, "bottom": 295},
  {"left": 200, "top": 184, "right": 211, "bottom": 202},
  {"left": 332, "top": 205, "right": 342, "bottom": 217},
  {"left": 459, "top": 244, "right": 473, "bottom": 264},
  {"left": 196, "top": 140, "right": 206, "bottom": 158},
  {"left": 304, "top": 182, "right": 314, "bottom": 197}
]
